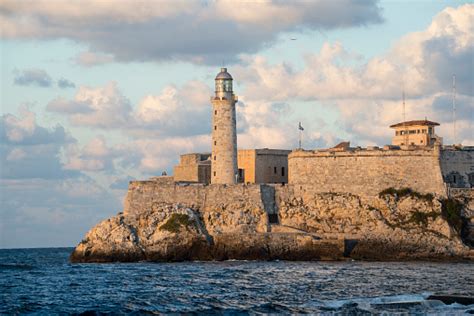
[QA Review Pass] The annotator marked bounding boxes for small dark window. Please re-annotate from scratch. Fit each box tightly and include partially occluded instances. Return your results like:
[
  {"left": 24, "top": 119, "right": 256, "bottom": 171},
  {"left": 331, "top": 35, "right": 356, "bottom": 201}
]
[
  {"left": 274, "top": 167, "right": 277, "bottom": 174},
  {"left": 281, "top": 167, "right": 285, "bottom": 177},
  {"left": 214, "top": 125, "right": 217, "bottom": 130},
  {"left": 214, "top": 141, "right": 217, "bottom": 145},
  {"left": 214, "top": 155, "right": 216, "bottom": 160},
  {"left": 213, "top": 171, "right": 216, "bottom": 176},
  {"left": 215, "top": 110, "right": 217, "bottom": 115}
]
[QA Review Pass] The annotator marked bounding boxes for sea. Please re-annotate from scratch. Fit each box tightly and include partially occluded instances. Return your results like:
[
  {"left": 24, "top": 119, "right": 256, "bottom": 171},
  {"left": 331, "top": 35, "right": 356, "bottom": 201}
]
[{"left": 1, "top": 248, "right": 473, "bottom": 315}]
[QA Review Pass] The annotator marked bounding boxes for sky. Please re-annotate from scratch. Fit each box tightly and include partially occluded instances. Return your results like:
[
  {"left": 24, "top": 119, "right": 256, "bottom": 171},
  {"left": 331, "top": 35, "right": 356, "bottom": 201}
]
[{"left": 1, "top": 0, "right": 473, "bottom": 248}]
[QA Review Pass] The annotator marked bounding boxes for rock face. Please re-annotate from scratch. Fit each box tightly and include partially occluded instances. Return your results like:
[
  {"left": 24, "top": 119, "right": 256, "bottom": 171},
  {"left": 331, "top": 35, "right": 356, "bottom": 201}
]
[{"left": 71, "top": 189, "right": 474, "bottom": 263}]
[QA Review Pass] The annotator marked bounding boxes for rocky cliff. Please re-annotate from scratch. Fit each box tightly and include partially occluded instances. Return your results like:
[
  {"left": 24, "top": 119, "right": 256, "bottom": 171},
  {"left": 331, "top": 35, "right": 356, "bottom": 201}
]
[{"left": 71, "top": 186, "right": 473, "bottom": 262}]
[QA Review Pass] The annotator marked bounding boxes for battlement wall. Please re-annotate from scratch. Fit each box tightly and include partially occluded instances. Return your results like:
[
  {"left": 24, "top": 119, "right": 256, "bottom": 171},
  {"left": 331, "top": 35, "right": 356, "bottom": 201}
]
[
  {"left": 288, "top": 148, "right": 447, "bottom": 197},
  {"left": 123, "top": 181, "right": 265, "bottom": 216}
]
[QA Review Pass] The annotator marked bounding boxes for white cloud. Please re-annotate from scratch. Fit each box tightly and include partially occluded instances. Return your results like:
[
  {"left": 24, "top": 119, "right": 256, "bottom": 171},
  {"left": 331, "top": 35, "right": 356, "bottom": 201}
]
[
  {"left": 47, "top": 81, "right": 133, "bottom": 128},
  {"left": 0, "top": 0, "right": 383, "bottom": 65},
  {"left": 0, "top": 108, "right": 78, "bottom": 179},
  {"left": 64, "top": 136, "right": 120, "bottom": 172}
]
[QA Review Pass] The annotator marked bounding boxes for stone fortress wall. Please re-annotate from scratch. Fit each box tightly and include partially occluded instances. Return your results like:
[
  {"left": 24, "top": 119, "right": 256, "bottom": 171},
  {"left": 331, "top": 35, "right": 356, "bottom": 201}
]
[
  {"left": 125, "top": 146, "right": 474, "bottom": 218},
  {"left": 124, "top": 179, "right": 266, "bottom": 217},
  {"left": 288, "top": 146, "right": 447, "bottom": 197}
]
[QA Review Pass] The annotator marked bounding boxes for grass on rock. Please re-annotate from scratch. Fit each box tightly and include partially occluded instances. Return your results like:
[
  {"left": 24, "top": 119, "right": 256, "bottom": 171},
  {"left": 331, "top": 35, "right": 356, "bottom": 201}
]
[{"left": 160, "top": 213, "right": 194, "bottom": 233}]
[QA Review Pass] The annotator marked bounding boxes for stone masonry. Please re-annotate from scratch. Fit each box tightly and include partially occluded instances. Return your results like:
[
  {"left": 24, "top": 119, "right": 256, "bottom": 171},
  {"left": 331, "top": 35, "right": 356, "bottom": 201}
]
[
  {"left": 211, "top": 68, "right": 238, "bottom": 184},
  {"left": 288, "top": 146, "right": 447, "bottom": 197}
]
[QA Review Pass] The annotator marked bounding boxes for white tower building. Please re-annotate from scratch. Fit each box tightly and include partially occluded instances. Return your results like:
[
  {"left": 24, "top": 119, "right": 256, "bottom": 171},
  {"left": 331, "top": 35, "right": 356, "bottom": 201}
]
[{"left": 211, "top": 68, "right": 238, "bottom": 184}]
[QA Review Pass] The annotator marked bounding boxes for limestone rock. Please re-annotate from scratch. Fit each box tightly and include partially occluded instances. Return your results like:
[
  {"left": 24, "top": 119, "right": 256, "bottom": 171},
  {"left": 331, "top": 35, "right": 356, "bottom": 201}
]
[{"left": 71, "top": 190, "right": 473, "bottom": 262}]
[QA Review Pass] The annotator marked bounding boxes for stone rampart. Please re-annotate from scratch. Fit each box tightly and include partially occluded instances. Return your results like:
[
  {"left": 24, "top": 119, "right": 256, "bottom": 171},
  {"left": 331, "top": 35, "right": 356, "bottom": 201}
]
[
  {"left": 288, "top": 148, "right": 447, "bottom": 197},
  {"left": 124, "top": 181, "right": 265, "bottom": 216}
]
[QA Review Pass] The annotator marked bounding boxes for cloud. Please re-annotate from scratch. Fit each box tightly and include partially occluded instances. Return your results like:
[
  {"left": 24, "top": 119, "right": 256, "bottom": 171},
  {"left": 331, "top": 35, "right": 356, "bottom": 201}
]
[
  {"left": 232, "top": 4, "right": 474, "bottom": 146},
  {"left": 57, "top": 77, "right": 75, "bottom": 89},
  {"left": 0, "top": 107, "right": 74, "bottom": 145},
  {"left": 0, "top": 0, "right": 383, "bottom": 65},
  {"left": 0, "top": 108, "right": 78, "bottom": 179},
  {"left": 48, "top": 80, "right": 212, "bottom": 136},
  {"left": 47, "top": 81, "right": 133, "bottom": 128},
  {"left": 0, "top": 177, "right": 120, "bottom": 248},
  {"left": 13, "top": 68, "right": 52, "bottom": 87},
  {"left": 64, "top": 136, "right": 121, "bottom": 172}
]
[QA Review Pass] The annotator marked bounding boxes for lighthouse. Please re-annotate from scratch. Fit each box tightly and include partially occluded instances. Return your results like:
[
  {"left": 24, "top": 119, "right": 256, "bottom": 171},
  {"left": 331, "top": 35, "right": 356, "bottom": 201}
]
[{"left": 211, "top": 68, "right": 238, "bottom": 184}]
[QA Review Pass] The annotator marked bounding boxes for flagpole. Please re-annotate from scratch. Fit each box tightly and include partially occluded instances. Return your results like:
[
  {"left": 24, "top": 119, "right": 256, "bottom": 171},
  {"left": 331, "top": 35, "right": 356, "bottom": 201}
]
[
  {"left": 298, "top": 122, "right": 303, "bottom": 149},
  {"left": 299, "top": 128, "right": 301, "bottom": 149}
]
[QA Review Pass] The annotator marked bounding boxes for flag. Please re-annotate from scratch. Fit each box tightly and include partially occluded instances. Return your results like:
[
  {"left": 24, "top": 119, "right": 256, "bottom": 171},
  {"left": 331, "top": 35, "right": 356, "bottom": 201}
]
[{"left": 298, "top": 122, "right": 304, "bottom": 131}]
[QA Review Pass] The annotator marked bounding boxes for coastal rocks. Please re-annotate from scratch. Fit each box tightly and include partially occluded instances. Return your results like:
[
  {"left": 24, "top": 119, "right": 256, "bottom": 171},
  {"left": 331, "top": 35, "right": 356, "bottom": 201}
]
[
  {"left": 277, "top": 191, "right": 470, "bottom": 260},
  {"left": 71, "top": 188, "right": 473, "bottom": 262},
  {"left": 70, "top": 205, "right": 210, "bottom": 262},
  {"left": 202, "top": 202, "right": 268, "bottom": 235}
]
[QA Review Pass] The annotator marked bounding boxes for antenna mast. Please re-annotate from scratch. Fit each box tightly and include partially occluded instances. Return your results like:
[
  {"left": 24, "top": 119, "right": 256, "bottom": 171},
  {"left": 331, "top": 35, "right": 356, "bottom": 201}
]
[
  {"left": 403, "top": 89, "right": 408, "bottom": 147},
  {"left": 452, "top": 74, "right": 456, "bottom": 145}
]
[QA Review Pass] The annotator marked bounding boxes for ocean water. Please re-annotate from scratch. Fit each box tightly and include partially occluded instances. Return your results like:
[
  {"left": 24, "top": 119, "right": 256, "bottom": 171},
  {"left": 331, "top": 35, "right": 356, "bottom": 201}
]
[{"left": 1, "top": 248, "right": 473, "bottom": 315}]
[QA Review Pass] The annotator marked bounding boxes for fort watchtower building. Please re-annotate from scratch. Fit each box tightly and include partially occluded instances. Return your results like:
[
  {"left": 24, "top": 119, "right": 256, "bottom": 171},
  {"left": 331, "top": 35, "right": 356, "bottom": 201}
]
[
  {"left": 211, "top": 68, "right": 238, "bottom": 184},
  {"left": 390, "top": 119, "right": 442, "bottom": 146}
]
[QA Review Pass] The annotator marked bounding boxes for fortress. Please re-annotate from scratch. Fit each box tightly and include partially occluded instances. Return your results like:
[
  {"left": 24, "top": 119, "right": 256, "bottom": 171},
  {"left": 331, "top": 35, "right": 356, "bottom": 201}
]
[
  {"left": 139, "top": 68, "right": 473, "bottom": 198},
  {"left": 71, "top": 68, "right": 474, "bottom": 263},
  {"left": 125, "top": 68, "right": 473, "bottom": 218}
]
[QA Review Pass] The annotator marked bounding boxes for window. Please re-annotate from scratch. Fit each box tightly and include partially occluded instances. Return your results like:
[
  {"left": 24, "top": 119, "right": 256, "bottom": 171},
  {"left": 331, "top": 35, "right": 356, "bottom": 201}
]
[
  {"left": 214, "top": 125, "right": 217, "bottom": 130},
  {"left": 215, "top": 79, "right": 224, "bottom": 92},
  {"left": 274, "top": 167, "right": 277, "bottom": 174},
  {"left": 213, "top": 171, "right": 216, "bottom": 176},
  {"left": 214, "top": 141, "right": 217, "bottom": 146},
  {"left": 215, "top": 110, "right": 217, "bottom": 115},
  {"left": 281, "top": 167, "right": 285, "bottom": 177},
  {"left": 428, "top": 127, "right": 433, "bottom": 134},
  {"left": 420, "top": 140, "right": 423, "bottom": 143},
  {"left": 417, "top": 129, "right": 420, "bottom": 134},
  {"left": 214, "top": 155, "right": 216, "bottom": 160},
  {"left": 224, "top": 80, "right": 232, "bottom": 92}
]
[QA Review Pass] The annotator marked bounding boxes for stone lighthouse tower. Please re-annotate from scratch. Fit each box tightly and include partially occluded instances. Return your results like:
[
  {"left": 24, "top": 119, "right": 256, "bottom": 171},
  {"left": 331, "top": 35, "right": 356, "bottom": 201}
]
[{"left": 211, "top": 68, "right": 238, "bottom": 184}]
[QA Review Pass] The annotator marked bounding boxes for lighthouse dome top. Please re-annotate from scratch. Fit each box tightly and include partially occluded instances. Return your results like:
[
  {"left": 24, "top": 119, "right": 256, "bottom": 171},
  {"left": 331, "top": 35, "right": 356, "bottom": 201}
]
[{"left": 215, "top": 68, "right": 233, "bottom": 80}]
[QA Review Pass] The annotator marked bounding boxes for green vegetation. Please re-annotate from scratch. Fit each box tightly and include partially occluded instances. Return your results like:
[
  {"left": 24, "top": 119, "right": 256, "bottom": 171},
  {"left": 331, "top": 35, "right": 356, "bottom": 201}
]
[
  {"left": 378, "top": 187, "right": 434, "bottom": 202},
  {"left": 440, "top": 198, "right": 464, "bottom": 233},
  {"left": 408, "top": 211, "right": 439, "bottom": 227},
  {"left": 159, "top": 213, "right": 194, "bottom": 233}
]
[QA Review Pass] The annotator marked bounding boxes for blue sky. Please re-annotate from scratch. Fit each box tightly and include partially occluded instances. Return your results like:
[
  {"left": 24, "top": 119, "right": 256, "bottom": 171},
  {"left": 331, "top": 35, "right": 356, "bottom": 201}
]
[{"left": 1, "top": 0, "right": 473, "bottom": 248}]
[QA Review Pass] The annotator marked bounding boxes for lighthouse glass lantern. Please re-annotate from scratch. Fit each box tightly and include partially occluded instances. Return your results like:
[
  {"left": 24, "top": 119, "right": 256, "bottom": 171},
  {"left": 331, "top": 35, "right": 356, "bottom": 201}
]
[{"left": 215, "top": 68, "right": 233, "bottom": 98}]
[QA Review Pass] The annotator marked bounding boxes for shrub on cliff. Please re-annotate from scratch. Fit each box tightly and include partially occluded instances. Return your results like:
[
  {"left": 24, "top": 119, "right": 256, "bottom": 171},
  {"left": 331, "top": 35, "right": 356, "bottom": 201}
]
[
  {"left": 159, "top": 213, "right": 194, "bottom": 233},
  {"left": 408, "top": 211, "right": 439, "bottom": 227},
  {"left": 379, "top": 187, "right": 434, "bottom": 202},
  {"left": 440, "top": 198, "right": 464, "bottom": 233}
]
